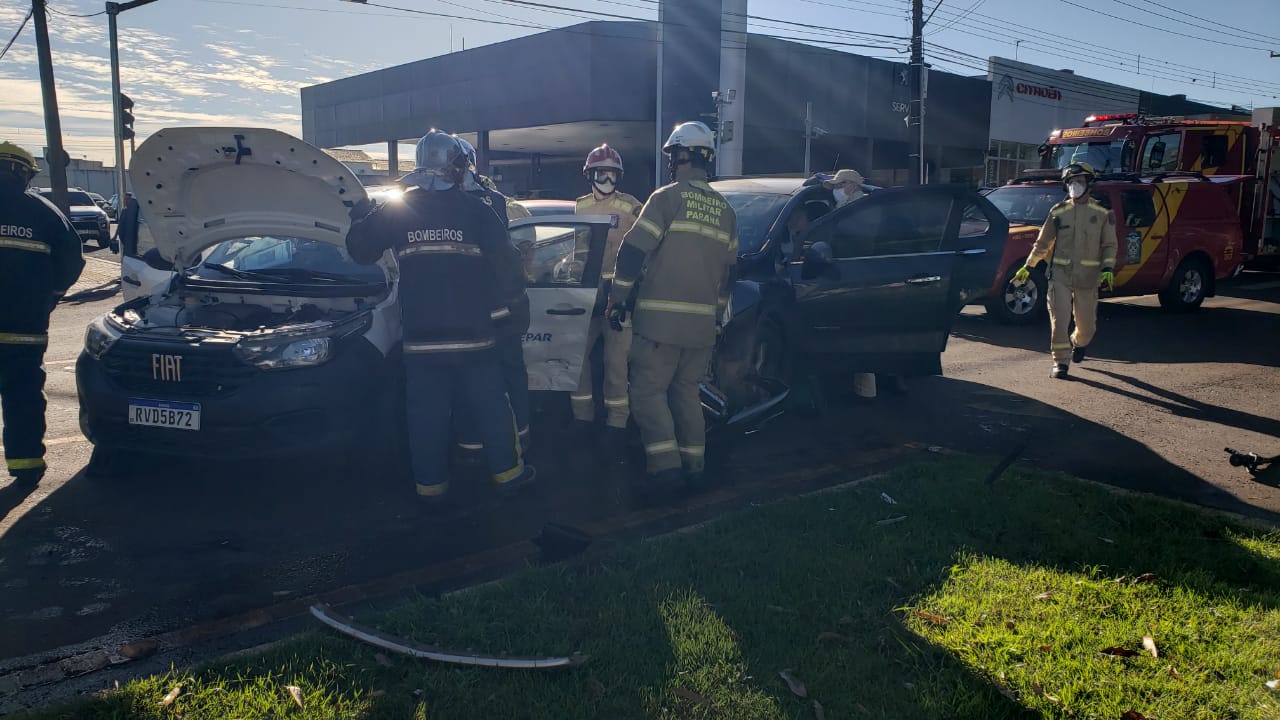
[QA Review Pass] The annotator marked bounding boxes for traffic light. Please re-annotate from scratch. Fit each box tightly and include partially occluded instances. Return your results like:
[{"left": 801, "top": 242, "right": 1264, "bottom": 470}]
[{"left": 119, "top": 93, "right": 135, "bottom": 140}]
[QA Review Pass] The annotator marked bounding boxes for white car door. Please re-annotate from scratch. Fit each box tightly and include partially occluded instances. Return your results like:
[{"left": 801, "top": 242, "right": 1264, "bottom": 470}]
[
  {"left": 119, "top": 222, "right": 175, "bottom": 301},
  {"left": 510, "top": 214, "right": 610, "bottom": 391}
]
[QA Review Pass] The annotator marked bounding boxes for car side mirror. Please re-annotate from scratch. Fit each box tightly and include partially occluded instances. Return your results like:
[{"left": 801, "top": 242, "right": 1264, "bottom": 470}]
[
  {"left": 142, "top": 247, "right": 173, "bottom": 272},
  {"left": 1148, "top": 141, "right": 1166, "bottom": 169},
  {"left": 801, "top": 241, "right": 834, "bottom": 280}
]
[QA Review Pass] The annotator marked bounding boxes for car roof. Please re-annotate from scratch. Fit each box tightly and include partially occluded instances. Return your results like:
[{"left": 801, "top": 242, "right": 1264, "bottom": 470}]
[
  {"left": 711, "top": 177, "right": 808, "bottom": 196},
  {"left": 520, "top": 199, "right": 574, "bottom": 207}
]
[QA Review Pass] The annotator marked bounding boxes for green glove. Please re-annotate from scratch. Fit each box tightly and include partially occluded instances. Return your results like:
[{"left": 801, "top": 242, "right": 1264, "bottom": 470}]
[
  {"left": 1100, "top": 270, "right": 1114, "bottom": 291},
  {"left": 1012, "top": 265, "right": 1031, "bottom": 285}
]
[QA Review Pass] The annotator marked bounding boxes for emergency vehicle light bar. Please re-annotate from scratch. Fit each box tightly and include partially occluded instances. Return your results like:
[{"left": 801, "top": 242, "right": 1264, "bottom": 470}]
[{"left": 1084, "top": 113, "right": 1139, "bottom": 124}]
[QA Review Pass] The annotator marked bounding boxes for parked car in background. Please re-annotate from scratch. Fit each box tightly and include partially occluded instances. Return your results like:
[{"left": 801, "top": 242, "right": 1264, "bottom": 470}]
[
  {"left": 519, "top": 199, "right": 575, "bottom": 217},
  {"left": 88, "top": 191, "right": 110, "bottom": 214},
  {"left": 37, "top": 187, "right": 111, "bottom": 248}
]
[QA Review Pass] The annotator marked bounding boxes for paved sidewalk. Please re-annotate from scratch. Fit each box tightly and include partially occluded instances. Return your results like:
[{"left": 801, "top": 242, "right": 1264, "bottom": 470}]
[{"left": 63, "top": 255, "right": 120, "bottom": 300}]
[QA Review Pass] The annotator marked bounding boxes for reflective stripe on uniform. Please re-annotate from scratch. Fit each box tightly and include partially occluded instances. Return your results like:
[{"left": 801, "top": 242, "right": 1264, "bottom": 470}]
[
  {"left": 0, "top": 332, "right": 48, "bottom": 345},
  {"left": 416, "top": 481, "right": 449, "bottom": 497},
  {"left": 634, "top": 217, "right": 664, "bottom": 240},
  {"left": 404, "top": 339, "right": 495, "bottom": 353},
  {"left": 668, "top": 220, "right": 731, "bottom": 245},
  {"left": 645, "top": 440, "right": 677, "bottom": 455},
  {"left": 6, "top": 457, "right": 45, "bottom": 470},
  {"left": 493, "top": 461, "right": 525, "bottom": 484},
  {"left": 609, "top": 198, "right": 635, "bottom": 212},
  {"left": 0, "top": 238, "right": 50, "bottom": 254},
  {"left": 491, "top": 307, "right": 511, "bottom": 320},
  {"left": 518, "top": 426, "right": 530, "bottom": 437},
  {"left": 570, "top": 393, "right": 593, "bottom": 402},
  {"left": 601, "top": 272, "right": 615, "bottom": 280},
  {"left": 397, "top": 243, "right": 482, "bottom": 258},
  {"left": 604, "top": 396, "right": 629, "bottom": 408},
  {"left": 457, "top": 441, "right": 483, "bottom": 450},
  {"left": 1101, "top": 257, "right": 1115, "bottom": 267},
  {"left": 1052, "top": 257, "right": 1072, "bottom": 266},
  {"left": 1050, "top": 342, "right": 1073, "bottom": 350},
  {"left": 612, "top": 277, "right": 634, "bottom": 289},
  {"left": 1079, "top": 259, "right": 1101, "bottom": 267},
  {"left": 678, "top": 445, "right": 705, "bottom": 457},
  {"left": 635, "top": 299, "right": 717, "bottom": 316}
]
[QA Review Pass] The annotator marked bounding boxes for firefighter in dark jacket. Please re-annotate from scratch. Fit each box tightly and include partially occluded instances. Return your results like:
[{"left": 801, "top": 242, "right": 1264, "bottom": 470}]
[
  {"left": 0, "top": 142, "right": 84, "bottom": 486},
  {"left": 346, "top": 131, "right": 534, "bottom": 502},
  {"left": 454, "top": 136, "right": 533, "bottom": 454}
]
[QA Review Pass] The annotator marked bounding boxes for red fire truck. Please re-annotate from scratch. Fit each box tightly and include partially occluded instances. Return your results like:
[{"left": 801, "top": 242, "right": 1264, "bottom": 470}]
[{"left": 1039, "top": 108, "right": 1279, "bottom": 264}]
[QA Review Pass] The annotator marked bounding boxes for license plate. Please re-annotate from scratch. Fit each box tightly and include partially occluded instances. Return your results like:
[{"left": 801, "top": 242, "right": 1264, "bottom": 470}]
[{"left": 127, "top": 399, "right": 201, "bottom": 430}]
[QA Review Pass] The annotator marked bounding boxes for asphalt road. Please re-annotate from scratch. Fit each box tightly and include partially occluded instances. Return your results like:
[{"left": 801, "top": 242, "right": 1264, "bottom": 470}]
[{"left": 1, "top": 255, "right": 1277, "bottom": 675}]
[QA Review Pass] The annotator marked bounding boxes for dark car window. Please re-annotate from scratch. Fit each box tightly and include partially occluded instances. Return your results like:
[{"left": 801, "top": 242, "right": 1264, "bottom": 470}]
[
  {"left": 193, "top": 236, "right": 385, "bottom": 283},
  {"left": 1120, "top": 190, "right": 1157, "bottom": 228},
  {"left": 721, "top": 192, "right": 789, "bottom": 255},
  {"left": 984, "top": 186, "right": 1064, "bottom": 226},
  {"left": 828, "top": 193, "right": 952, "bottom": 258},
  {"left": 959, "top": 200, "right": 990, "bottom": 237},
  {"left": 41, "top": 190, "right": 97, "bottom": 207}
]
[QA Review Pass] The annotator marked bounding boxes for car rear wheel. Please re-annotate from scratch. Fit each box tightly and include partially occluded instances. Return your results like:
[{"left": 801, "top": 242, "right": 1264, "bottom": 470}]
[
  {"left": 985, "top": 264, "right": 1046, "bottom": 324},
  {"left": 1158, "top": 256, "right": 1209, "bottom": 312}
]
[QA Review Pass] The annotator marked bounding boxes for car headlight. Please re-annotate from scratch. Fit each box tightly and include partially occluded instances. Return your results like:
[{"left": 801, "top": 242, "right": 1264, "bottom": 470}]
[
  {"left": 234, "top": 337, "right": 333, "bottom": 370},
  {"left": 84, "top": 316, "right": 121, "bottom": 359}
]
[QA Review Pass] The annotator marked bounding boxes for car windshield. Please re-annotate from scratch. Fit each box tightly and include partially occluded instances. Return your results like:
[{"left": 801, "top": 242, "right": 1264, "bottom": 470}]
[
  {"left": 984, "top": 186, "right": 1065, "bottom": 226},
  {"left": 42, "top": 190, "right": 96, "bottom": 207},
  {"left": 1050, "top": 141, "right": 1129, "bottom": 174},
  {"left": 190, "top": 235, "right": 385, "bottom": 284},
  {"left": 721, "top": 192, "right": 790, "bottom": 255}
]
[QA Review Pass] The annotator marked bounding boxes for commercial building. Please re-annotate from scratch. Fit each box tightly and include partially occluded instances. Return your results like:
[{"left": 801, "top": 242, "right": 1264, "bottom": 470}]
[{"left": 301, "top": 0, "right": 992, "bottom": 198}]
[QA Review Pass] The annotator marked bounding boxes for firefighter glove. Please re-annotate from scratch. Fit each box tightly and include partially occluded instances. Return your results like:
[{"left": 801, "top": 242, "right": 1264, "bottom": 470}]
[
  {"left": 1013, "top": 265, "right": 1031, "bottom": 285},
  {"left": 1099, "top": 270, "right": 1114, "bottom": 291},
  {"left": 607, "top": 303, "right": 627, "bottom": 332}
]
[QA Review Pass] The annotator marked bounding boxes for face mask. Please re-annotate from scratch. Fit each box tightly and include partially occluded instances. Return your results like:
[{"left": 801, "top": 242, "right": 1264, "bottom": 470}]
[
  {"left": 591, "top": 171, "right": 617, "bottom": 195},
  {"left": 832, "top": 187, "right": 848, "bottom": 205},
  {"left": 1067, "top": 180, "right": 1087, "bottom": 199}
]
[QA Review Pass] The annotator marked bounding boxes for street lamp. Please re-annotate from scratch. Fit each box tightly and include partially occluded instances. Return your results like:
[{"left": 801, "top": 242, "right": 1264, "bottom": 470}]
[{"left": 106, "top": 0, "right": 159, "bottom": 213}]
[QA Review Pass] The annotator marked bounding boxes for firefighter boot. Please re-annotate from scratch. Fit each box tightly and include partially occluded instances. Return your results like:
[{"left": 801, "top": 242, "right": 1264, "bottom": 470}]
[
  {"left": 1072, "top": 345, "right": 1088, "bottom": 363},
  {"left": 632, "top": 468, "right": 684, "bottom": 507},
  {"left": 601, "top": 426, "right": 629, "bottom": 465},
  {"left": 1050, "top": 363, "right": 1070, "bottom": 380},
  {"left": 10, "top": 467, "right": 44, "bottom": 487},
  {"left": 495, "top": 465, "right": 538, "bottom": 495}
]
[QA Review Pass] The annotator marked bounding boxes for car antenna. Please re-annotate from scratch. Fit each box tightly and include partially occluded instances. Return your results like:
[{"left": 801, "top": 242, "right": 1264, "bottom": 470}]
[{"left": 831, "top": 153, "right": 840, "bottom": 171}]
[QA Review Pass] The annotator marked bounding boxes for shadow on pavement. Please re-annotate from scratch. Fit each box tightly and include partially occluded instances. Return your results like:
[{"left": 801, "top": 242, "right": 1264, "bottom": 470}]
[
  {"left": 955, "top": 283, "right": 1280, "bottom": 368},
  {"left": 1, "top": 373, "right": 1276, "bottom": 665},
  {"left": 1074, "top": 367, "right": 1280, "bottom": 439}
]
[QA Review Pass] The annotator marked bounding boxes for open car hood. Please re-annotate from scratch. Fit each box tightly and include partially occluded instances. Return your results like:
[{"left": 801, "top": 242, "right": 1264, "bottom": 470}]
[{"left": 129, "top": 128, "right": 366, "bottom": 269}]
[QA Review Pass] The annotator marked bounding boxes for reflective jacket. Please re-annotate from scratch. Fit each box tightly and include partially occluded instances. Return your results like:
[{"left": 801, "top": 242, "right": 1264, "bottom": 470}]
[
  {"left": 575, "top": 190, "right": 643, "bottom": 283},
  {"left": 609, "top": 170, "right": 737, "bottom": 349},
  {"left": 346, "top": 187, "right": 526, "bottom": 354},
  {"left": 0, "top": 190, "right": 84, "bottom": 342},
  {"left": 1028, "top": 198, "right": 1118, "bottom": 289}
]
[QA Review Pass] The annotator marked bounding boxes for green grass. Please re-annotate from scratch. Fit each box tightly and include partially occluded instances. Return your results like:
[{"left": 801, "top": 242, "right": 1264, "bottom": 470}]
[{"left": 19, "top": 459, "right": 1280, "bottom": 719}]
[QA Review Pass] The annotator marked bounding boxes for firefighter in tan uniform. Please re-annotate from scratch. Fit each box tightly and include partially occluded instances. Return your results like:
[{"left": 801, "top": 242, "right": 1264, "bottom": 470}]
[
  {"left": 608, "top": 121, "right": 737, "bottom": 502},
  {"left": 1015, "top": 162, "right": 1117, "bottom": 379},
  {"left": 571, "top": 144, "right": 643, "bottom": 453}
]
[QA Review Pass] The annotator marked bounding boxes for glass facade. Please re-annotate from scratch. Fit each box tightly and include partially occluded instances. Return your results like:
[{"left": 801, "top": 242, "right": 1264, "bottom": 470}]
[{"left": 985, "top": 140, "right": 1042, "bottom": 187}]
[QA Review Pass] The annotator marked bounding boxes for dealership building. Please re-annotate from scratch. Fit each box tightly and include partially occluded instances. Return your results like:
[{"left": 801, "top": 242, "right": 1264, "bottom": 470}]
[{"left": 301, "top": 0, "right": 1243, "bottom": 197}]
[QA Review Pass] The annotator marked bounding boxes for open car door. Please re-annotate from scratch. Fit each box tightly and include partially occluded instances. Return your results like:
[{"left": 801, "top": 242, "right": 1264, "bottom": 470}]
[
  {"left": 119, "top": 222, "right": 175, "bottom": 302},
  {"left": 511, "top": 214, "right": 610, "bottom": 391},
  {"left": 788, "top": 186, "right": 969, "bottom": 376}
]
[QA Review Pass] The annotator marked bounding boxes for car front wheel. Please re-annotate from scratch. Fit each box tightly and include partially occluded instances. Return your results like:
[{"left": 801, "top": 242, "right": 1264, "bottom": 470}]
[{"left": 986, "top": 264, "right": 1047, "bottom": 324}]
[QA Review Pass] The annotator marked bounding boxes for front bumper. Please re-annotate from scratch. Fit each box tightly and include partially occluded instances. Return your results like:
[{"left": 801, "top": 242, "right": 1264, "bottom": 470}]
[{"left": 77, "top": 335, "right": 395, "bottom": 458}]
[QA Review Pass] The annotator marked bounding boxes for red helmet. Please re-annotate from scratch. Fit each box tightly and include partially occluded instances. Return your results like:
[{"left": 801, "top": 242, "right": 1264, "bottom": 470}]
[{"left": 583, "top": 144, "right": 623, "bottom": 176}]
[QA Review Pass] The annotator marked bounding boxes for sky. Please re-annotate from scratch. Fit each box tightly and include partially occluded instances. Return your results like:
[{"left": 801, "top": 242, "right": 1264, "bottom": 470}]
[{"left": 1, "top": 0, "right": 1277, "bottom": 165}]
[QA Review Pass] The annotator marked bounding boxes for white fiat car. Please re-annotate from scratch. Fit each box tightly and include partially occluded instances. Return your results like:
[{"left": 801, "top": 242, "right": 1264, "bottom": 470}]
[{"left": 79, "top": 128, "right": 611, "bottom": 462}]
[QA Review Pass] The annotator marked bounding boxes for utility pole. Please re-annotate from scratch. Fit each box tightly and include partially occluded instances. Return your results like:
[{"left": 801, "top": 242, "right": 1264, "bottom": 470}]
[
  {"left": 909, "top": 0, "right": 924, "bottom": 185},
  {"left": 804, "top": 101, "right": 813, "bottom": 177},
  {"left": 107, "top": 0, "right": 160, "bottom": 211},
  {"left": 32, "top": 0, "right": 69, "bottom": 213}
]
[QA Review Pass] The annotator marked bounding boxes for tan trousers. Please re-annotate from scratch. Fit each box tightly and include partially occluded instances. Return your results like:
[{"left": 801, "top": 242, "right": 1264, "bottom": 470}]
[
  {"left": 570, "top": 316, "right": 633, "bottom": 428},
  {"left": 629, "top": 335, "right": 712, "bottom": 475},
  {"left": 1047, "top": 273, "right": 1099, "bottom": 365}
]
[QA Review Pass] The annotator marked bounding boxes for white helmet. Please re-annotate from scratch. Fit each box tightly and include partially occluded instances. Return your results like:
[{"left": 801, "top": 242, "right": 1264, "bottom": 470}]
[{"left": 662, "top": 121, "right": 715, "bottom": 155}]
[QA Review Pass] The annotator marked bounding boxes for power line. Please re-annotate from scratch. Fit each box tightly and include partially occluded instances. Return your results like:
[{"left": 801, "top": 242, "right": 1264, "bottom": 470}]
[
  {"left": 1057, "top": 0, "right": 1274, "bottom": 52},
  {"left": 1115, "top": 0, "right": 1280, "bottom": 45},
  {"left": 831, "top": 0, "right": 1280, "bottom": 93},
  {"left": 926, "top": 0, "right": 985, "bottom": 36},
  {"left": 45, "top": 3, "right": 107, "bottom": 18},
  {"left": 0, "top": 7, "right": 33, "bottom": 62}
]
